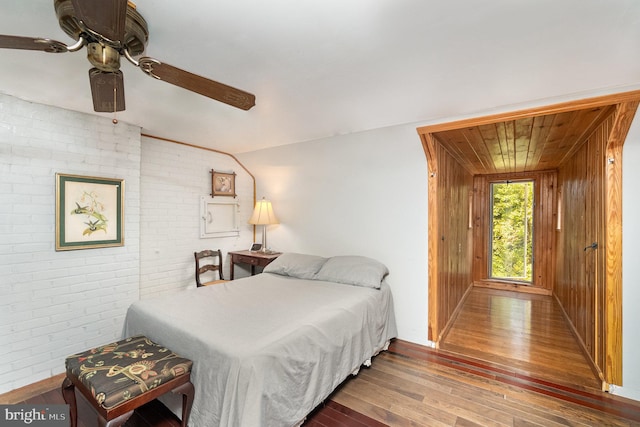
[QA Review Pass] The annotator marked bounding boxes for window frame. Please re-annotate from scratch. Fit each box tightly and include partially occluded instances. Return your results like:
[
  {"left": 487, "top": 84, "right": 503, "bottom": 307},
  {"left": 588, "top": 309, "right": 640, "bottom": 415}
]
[{"left": 488, "top": 179, "right": 535, "bottom": 284}]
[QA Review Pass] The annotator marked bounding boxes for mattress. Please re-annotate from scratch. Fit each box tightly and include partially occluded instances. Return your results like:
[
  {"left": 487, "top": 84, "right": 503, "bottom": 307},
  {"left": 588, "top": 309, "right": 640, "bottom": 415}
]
[{"left": 123, "top": 271, "right": 397, "bottom": 426}]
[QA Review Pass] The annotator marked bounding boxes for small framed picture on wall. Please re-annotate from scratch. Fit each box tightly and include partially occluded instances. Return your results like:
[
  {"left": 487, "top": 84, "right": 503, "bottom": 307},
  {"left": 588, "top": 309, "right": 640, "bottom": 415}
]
[{"left": 211, "top": 170, "right": 236, "bottom": 198}]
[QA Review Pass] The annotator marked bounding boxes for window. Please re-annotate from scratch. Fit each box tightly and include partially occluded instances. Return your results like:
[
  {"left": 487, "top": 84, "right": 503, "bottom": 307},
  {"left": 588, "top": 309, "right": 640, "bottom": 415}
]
[{"left": 489, "top": 180, "right": 534, "bottom": 283}]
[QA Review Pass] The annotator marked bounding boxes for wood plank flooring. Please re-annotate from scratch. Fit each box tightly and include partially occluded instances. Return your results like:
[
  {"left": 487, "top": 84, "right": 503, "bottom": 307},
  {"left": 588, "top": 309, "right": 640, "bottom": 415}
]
[
  {"left": 6, "top": 287, "right": 640, "bottom": 426},
  {"left": 331, "top": 341, "right": 640, "bottom": 426},
  {"left": 439, "top": 287, "right": 600, "bottom": 391},
  {"left": 326, "top": 287, "right": 640, "bottom": 426}
]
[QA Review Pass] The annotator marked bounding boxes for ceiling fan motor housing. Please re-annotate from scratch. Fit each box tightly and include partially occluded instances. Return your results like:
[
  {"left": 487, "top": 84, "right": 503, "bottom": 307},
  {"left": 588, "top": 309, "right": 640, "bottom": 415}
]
[{"left": 54, "top": 0, "right": 148, "bottom": 57}]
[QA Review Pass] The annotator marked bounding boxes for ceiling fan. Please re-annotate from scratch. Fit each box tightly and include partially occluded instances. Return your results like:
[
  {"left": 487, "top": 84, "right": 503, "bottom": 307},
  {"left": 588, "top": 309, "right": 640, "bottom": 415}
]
[{"left": 0, "top": 0, "right": 256, "bottom": 113}]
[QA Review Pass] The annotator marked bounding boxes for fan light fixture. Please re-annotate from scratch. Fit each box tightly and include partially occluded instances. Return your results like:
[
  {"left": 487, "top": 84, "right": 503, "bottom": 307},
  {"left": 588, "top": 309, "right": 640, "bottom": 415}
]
[
  {"left": 87, "top": 43, "right": 120, "bottom": 71},
  {"left": 248, "top": 198, "right": 279, "bottom": 253}
]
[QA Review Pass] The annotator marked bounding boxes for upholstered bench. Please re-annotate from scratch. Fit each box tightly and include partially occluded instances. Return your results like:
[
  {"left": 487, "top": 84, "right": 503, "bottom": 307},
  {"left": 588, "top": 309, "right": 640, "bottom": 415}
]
[{"left": 62, "top": 335, "right": 194, "bottom": 427}]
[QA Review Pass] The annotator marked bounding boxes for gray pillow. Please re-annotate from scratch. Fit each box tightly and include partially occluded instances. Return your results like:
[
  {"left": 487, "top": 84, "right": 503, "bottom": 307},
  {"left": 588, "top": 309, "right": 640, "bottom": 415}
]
[
  {"left": 263, "top": 252, "right": 328, "bottom": 279},
  {"left": 314, "top": 255, "right": 388, "bottom": 289}
]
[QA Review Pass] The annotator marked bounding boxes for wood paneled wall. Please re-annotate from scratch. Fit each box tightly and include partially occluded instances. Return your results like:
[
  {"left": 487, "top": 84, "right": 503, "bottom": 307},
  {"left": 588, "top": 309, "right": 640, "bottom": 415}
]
[
  {"left": 555, "top": 114, "right": 612, "bottom": 379},
  {"left": 422, "top": 135, "right": 474, "bottom": 342},
  {"left": 472, "top": 170, "right": 557, "bottom": 292},
  {"left": 555, "top": 101, "right": 638, "bottom": 385}
]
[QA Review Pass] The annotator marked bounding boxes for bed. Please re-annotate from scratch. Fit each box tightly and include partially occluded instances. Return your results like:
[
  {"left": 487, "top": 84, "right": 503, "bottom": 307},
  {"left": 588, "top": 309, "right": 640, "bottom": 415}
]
[{"left": 123, "top": 253, "right": 397, "bottom": 427}]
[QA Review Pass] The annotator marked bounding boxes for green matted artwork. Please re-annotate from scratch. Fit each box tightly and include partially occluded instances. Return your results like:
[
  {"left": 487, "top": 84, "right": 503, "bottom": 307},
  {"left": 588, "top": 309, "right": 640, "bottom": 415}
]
[{"left": 55, "top": 173, "right": 124, "bottom": 251}]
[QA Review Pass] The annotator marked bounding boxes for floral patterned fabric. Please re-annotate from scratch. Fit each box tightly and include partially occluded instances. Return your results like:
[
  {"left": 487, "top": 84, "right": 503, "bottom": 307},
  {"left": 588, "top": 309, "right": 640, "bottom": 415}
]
[{"left": 65, "top": 335, "right": 192, "bottom": 410}]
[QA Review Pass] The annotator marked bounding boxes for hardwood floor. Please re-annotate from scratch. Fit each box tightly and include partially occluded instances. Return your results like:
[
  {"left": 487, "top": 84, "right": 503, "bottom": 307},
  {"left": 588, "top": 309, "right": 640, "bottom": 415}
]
[
  {"left": 439, "top": 287, "right": 601, "bottom": 391},
  {"left": 331, "top": 341, "right": 640, "bottom": 426},
  {"left": 6, "top": 287, "right": 640, "bottom": 426},
  {"left": 328, "top": 288, "right": 640, "bottom": 425}
]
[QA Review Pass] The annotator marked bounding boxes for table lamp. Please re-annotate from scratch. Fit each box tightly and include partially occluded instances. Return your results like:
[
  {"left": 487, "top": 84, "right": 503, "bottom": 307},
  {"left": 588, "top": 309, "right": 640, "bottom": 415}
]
[{"left": 248, "top": 197, "right": 279, "bottom": 253}]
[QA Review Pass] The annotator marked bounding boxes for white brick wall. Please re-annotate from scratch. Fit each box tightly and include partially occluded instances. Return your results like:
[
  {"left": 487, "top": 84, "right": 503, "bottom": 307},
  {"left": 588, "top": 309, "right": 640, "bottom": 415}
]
[
  {"left": 0, "top": 93, "right": 261, "bottom": 394},
  {"left": 0, "top": 94, "right": 141, "bottom": 393},
  {"left": 139, "top": 137, "right": 255, "bottom": 298}
]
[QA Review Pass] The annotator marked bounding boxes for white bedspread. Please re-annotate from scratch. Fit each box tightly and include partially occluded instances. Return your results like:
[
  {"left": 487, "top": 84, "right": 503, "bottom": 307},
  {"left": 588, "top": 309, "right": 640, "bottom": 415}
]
[{"left": 123, "top": 272, "right": 397, "bottom": 427}]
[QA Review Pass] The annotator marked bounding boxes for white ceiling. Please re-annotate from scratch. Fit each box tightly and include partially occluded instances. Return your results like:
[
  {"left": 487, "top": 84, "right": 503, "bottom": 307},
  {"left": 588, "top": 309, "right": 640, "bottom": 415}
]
[{"left": 1, "top": 1, "right": 640, "bottom": 154}]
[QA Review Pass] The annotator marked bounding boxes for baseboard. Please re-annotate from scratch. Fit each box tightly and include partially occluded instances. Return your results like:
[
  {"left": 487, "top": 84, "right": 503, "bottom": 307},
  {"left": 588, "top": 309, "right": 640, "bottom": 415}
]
[
  {"left": 474, "top": 280, "right": 552, "bottom": 295},
  {"left": 610, "top": 384, "right": 640, "bottom": 402},
  {"left": 552, "top": 293, "right": 606, "bottom": 389},
  {"left": 436, "top": 282, "right": 475, "bottom": 345},
  {"left": 0, "top": 373, "right": 65, "bottom": 404}
]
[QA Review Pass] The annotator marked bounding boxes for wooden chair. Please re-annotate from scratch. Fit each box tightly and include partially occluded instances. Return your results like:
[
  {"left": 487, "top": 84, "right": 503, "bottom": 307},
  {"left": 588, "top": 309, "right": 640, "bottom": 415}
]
[{"left": 194, "top": 249, "right": 227, "bottom": 287}]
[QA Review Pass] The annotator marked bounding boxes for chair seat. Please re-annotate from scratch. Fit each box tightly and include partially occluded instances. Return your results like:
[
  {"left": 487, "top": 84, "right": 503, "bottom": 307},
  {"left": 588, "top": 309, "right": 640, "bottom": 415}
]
[
  {"left": 201, "top": 279, "right": 228, "bottom": 286},
  {"left": 65, "top": 335, "right": 192, "bottom": 410}
]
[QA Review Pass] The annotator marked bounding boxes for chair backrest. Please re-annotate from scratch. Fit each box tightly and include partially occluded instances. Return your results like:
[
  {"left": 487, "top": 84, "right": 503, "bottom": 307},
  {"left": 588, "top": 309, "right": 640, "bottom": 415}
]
[{"left": 194, "top": 249, "right": 225, "bottom": 287}]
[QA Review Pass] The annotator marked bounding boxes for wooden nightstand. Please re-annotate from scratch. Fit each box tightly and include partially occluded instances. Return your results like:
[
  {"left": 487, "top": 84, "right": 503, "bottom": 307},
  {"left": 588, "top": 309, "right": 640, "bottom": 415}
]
[{"left": 229, "top": 250, "right": 281, "bottom": 280}]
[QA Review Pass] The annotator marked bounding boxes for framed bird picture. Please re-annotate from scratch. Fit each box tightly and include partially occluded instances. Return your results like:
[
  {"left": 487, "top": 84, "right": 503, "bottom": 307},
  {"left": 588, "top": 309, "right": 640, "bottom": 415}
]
[
  {"left": 55, "top": 173, "right": 124, "bottom": 250},
  {"left": 211, "top": 170, "right": 237, "bottom": 198}
]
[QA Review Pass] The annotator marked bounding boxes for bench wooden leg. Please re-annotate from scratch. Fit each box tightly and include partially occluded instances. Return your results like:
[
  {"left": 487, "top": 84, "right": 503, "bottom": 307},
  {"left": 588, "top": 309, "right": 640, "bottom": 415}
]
[
  {"left": 61, "top": 376, "right": 77, "bottom": 427},
  {"left": 172, "top": 381, "right": 195, "bottom": 427}
]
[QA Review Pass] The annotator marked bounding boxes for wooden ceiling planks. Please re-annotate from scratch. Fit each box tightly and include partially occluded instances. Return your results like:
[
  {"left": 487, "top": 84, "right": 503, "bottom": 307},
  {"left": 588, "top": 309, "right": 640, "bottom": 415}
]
[
  {"left": 514, "top": 116, "right": 533, "bottom": 172},
  {"left": 526, "top": 114, "right": 555, "bottom": 171},
  {"left": 428, "top": 105, "right": 618, "bottom": 175}
]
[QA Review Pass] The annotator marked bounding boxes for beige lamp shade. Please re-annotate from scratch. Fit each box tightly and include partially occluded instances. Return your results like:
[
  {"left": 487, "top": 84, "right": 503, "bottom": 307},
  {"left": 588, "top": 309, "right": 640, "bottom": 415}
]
[
  {"left": 249, "top": 198, "right": 279, "bottom": 225},
  {"left": 249, "top": 198, "right": 278, "bottom": 253}
]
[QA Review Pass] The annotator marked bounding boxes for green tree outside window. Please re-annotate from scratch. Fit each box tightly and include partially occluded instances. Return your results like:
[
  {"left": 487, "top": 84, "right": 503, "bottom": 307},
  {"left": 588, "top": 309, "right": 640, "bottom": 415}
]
[{"left": 490, "top": 181, "right": 534, "bottom": 282}]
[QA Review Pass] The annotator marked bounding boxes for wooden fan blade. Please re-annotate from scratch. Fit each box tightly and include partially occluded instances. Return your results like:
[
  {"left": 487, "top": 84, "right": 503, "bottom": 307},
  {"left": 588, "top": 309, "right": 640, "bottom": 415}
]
[
  {"left": 71, "top": 0, "right": 127, "bottom": 42},
  {"left": 89, "top": 68, "right": 125, "bottom": 112},
  {"left": 138, "top": 57, "right": 256, "bottom": 110},
  {"left": 0, "top": 35, "right": 69, "bottom": 52}
]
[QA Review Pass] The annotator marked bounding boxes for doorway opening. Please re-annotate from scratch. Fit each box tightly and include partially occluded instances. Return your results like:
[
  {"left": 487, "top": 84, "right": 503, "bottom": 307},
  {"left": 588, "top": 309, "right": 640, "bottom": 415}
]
[{"left": 419, "top": 90, "right": 640, "bottom": 387}]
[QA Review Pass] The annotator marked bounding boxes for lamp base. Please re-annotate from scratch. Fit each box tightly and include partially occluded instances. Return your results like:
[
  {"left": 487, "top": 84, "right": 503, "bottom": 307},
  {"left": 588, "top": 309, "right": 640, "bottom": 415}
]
[{"left": 258, "top": 225, "right": 276, "bottom": 254}]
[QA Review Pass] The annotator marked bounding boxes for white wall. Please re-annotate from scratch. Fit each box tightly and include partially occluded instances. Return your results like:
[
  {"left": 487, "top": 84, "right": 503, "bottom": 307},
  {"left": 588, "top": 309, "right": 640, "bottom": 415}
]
[
  {"left": 0, "top": 94, "right": 141, "bottom": 393},
  {"left": 619, "top": 116, "right": 640, "bottom": 401},
  {"left": 238, "top": 124, "right": 431, "bottom": 345},
  {"left": 139, "top": 136, "right": 256, "bottom": 298}
]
